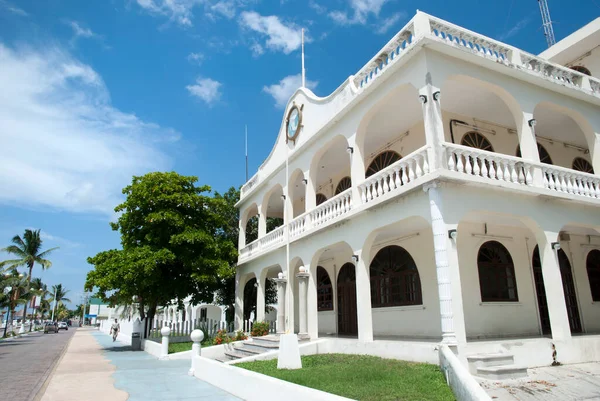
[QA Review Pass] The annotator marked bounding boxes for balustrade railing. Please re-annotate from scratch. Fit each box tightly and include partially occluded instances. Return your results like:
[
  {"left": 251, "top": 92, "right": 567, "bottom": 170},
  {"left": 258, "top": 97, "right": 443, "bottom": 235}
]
[
  {"left": 444, "top": 143, "right": 534, "bottom": 186},
  {"left": 359, "top": 146, "right": 430, "bottom": 204},
  {"left": 353, "top": 21, "right": 415, "bottom": 89},
  {"left": 429, "top": 17, "right": 511, "bottom": 64},
  {"left": 542, "top": 165, "right": 600, "bottom": 199},
  {"left": 239, "top": 239, "right": 259, "bottom": 260},
  {"left": 240, "top": 173, "right": 259, "bottom": 198},
  {"left": 310, "top": 189, "right": 353, "bottom": 228},
  {"left": 289, "top": 214, "right": 308, "bottom": 240},
  {"left": 259, "top": 225, "right": 285, "bottom": 250}
]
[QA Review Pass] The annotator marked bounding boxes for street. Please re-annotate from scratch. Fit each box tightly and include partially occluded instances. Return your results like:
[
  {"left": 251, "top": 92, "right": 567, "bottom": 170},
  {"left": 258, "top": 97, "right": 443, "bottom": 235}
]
[{"left": 0, "top": 328, "right": 75, "bottom": 401}]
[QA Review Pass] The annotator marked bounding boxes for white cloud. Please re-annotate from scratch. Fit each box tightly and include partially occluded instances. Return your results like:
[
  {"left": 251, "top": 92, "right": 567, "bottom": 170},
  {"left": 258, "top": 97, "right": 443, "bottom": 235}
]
[
  {"left": 67, "top": 20, "right": 97, "bottom": 38},
  {"left": 187, "top": 52, "right": 205, "bottom": 65},
  {"left": 186, "top": 77, "right": 222, "bottom": 104},
  {"left": 0, "top": 0, "right": 27, "bottom": 16},
  {"left": 250, "top": 42, "right": 264, "bottom": 56},
  {"left": 498, "top": 17, "right": 530, "bottom": 41},
  {"left": 0, "top": 43, "right": 176, "bottom": 216},
  {"left": 239, "top": 11, "right": 305, "bottom": 54},
  {"left": 329, "top": 0, "right": 389, "bottom": 26},
  {"left": 309, "top": 1, "right": 326, "bottom": 15},
  {"left": 211, "top": 1, "right": 236, "bottom": 19},
  {"left": 375, "top": 12, "right": 405, "bottom": 35},
  {"left": 135, "top": 0, "right": 202, "bottom": 26},
  {"left": 263, "top": 74, "right": 318, "bottom": 108}
]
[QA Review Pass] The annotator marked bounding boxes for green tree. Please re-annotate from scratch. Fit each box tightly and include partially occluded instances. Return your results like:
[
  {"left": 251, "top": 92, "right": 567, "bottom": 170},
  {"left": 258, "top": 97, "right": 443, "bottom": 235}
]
[
  {"left": 86, "top": 172, "right": 236, "bottom": 331},
  {"left": 50, "top": 284, "right": 71, "bottom": 314},
  {"left": 3, "top": 270, "right": 32, "bottom": 333},
  {"left": 30, "top": 277, "right": 50, "bottom": 321},
  {"left": 0, "top": 229, "right": 58, "bottom": 328}
]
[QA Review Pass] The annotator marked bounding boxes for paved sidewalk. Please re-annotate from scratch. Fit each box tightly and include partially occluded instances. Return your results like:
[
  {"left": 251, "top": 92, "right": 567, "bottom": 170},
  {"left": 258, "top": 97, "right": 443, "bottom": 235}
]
[{"left": 480, "top": 362, "right": 600, "bottom": 400}]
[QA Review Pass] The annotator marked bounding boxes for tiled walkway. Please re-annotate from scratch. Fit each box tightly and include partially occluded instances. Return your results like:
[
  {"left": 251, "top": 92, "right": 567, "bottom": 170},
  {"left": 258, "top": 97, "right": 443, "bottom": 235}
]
[{"left": 91, "top": 332, "right": 241, "bottom": 401}]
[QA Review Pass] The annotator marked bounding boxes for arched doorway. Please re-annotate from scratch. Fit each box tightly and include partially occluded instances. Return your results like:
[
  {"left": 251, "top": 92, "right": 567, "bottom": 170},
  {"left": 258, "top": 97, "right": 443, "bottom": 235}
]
[
  {"left": 586, "top": 249, "right": 600, "bottom": 302},
  {"left": 477, "top": 241, "right": 518, "bottom": 302},
  {"left": 558, "top": 249, "right": 582, "bottom": 333},
  {"left": 370, "top": 245, "right": 422, "bottom": 307},
  {"left": 243, "top": 278, "right": 258, "bottom": 321},
  {"left": 532, "top": 246, "right": 551, "bottom": 335},
  {"left": 337, "top": 263, "right": 357, "bottom": 336}
]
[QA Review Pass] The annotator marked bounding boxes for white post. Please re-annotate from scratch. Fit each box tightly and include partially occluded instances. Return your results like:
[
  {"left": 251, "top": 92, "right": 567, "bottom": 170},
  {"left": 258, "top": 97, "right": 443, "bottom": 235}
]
[
  {"left": 354, "top": 250, "right": 374, "bottom": 342},
  {"left": 256, "top": 278, "right": 266, "bottom": 322},
  {"left": 188, "top": 329, "right": 204, "bottom": 376},
  {"left": 296, "top": 267, "right": 310, "bottom": 339},
  {"left": 425, "top": 182, "right": 458, "bottom": 345},
  {"left": 274, "top": 273, "right": 287, "bottom": 334},
  {"left": 301, "top": 28, "right": 306, "bottom": 88},
  {"left": 160, "top": 326, "right": 170, "bottom": 360}
]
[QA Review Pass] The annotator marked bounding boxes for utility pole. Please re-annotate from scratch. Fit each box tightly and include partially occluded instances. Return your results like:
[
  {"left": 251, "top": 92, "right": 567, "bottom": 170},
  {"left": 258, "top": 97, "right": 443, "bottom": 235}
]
[
  {"left": 537, "top": 0, "right": 556, "bottom": 48},
  {"left": 50, "top": 286, "right": 58, "bottom": 322},
  {"left": 81, "top": 292, "right": 90, "bottom": 327}
]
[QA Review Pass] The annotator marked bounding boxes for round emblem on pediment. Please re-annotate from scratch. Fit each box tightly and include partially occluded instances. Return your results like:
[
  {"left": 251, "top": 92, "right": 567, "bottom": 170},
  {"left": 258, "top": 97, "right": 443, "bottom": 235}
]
[{"left": 286, "top": 104, "right": 302, "bottom": 143}]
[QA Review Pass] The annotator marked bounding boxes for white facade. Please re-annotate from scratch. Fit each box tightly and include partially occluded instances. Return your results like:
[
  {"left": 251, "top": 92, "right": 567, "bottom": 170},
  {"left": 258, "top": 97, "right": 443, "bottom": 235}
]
[{"left": 234, "top": 12, "right": 600, "bottom": 366}]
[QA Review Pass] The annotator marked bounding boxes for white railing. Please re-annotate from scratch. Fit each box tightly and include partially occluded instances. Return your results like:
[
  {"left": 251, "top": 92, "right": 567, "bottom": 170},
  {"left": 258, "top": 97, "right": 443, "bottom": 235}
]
[
  {"left": 239, "top": 239, "right": 259, "bottom": 260},
  {"left": 310, "top": 189, "right": 353, "bottom": 228},
  {"left": 353, "top": 21, "right": 415, "bottom": 89},
  {"left": 289, "top": 214, "right": 308, "bottom": 240},
  {"left": 542, "top": 165, "right": 600, "bottom": 199},
  {"left": 429, "top": 16, "right": 511, "bottom": 64},
  {"left": 359, "top": 146, "right": 430, "bottom": 204},
  {"left": 240, "top": 173, "right": 259, "bottom": 198},
  {"left": 520, "top": 52, "right": 591, "bottom": 91},
  {"left": 444, "top": 143, "right": 534, "bottom": 186},
  {"left": 259, "top": 225, "right": 286, "bottom": 250}
]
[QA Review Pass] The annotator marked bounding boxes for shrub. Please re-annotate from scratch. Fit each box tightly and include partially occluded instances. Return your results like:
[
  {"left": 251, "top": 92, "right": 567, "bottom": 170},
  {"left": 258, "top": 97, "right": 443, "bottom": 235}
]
[
  {"left": 213, "top": 329, "right": 232, "bottom": 345},
  {"left": 234, "top": 330, "right": 248, "bottom": 341},
  {"left": 250, "top": 321, "right": 270, "bottom": 337}
]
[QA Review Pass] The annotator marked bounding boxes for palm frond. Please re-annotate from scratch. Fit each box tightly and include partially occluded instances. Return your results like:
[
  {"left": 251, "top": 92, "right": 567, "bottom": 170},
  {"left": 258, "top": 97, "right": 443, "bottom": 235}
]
[
  {"left": 37, "top": 247, "right": 59, "bottom": 260},
  {"left": 10, "top": 234, "right": 26, "bottom": 250}
]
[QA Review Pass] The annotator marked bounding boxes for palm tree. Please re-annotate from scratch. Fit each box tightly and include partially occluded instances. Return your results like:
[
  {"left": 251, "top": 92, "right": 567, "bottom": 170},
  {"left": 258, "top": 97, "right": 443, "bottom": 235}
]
[
  {"left": 50, "top": 284, "right": 71, "bottom": 319},
  {"left": 30, "top": 278, "right": 50, "bottom": 322},
  {"left": 2, "top": 270, "right": 31, "bottom": 337},
  {"left": 1, "top": 229, "right": 58, "bottom": 330}
]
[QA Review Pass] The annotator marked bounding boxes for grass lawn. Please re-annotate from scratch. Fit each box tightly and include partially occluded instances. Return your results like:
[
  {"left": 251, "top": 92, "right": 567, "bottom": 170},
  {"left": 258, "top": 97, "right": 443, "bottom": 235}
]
[
  {"left": 168, "top": 341, "right": 213, "bottom": 354},
  {"left": 237, "top": 354, "right": 455, "bottom": 401}
]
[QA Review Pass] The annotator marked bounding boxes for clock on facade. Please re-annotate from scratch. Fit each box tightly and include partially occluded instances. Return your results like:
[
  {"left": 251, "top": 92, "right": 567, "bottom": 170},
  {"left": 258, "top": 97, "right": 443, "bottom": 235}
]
[{"left": 286, "top": 104, "right": 303, "bottom": 143}]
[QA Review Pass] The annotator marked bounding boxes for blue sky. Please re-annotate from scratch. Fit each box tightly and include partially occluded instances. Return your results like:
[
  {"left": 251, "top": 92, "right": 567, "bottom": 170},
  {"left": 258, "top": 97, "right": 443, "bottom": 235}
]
[{"left": 0, "top": 0, "right": 598, "bottom": 306}]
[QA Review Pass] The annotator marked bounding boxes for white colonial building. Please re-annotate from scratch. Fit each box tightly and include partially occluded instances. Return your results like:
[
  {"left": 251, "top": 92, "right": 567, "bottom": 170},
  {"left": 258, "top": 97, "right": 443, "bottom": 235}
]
[{"left": 234, "top": 12, "right": 600, "bottom": 368}]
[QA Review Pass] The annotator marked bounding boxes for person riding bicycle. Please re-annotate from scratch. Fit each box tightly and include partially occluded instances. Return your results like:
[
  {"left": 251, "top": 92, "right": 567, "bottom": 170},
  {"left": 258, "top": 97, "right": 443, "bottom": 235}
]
[{"left": 110, "top": 319, "right": 120, "bottom": 342}]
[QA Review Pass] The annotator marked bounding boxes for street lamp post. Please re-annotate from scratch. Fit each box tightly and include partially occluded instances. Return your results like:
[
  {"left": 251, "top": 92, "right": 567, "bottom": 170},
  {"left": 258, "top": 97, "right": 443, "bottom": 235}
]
[
  {"left": 50, "top": 286, "right": 58, "bottom": 322},
  {"left": 3, "top": 286, "right": 13, "bottom": 338}
]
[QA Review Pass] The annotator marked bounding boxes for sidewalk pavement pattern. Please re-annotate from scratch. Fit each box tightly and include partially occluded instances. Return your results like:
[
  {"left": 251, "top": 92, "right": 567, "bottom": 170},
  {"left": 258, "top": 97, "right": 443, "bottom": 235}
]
[
  {"left": 481, "top": 362, "right": 600, "bottom": 400},
  {"left": 41, "top": 328, "right": 241, "bottom": 401}
]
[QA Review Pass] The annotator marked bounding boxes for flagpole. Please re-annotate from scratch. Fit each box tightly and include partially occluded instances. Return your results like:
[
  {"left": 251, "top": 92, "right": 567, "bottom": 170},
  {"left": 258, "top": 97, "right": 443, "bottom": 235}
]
[
  {"left": 245, "top": 125, "right": 248, "bottom": 182},
  {"left": 301, "top": 28, "right": 306, "bottom": 88}
]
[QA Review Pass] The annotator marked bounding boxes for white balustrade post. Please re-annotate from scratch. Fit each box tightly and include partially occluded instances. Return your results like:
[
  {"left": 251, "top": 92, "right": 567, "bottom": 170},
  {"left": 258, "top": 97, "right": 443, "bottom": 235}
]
[
  {"left": 188, "top": 329, "right": 204, "bottom": 376},
  {"left": 274, "top": 273, "right": 287, "bottom": 334},
  {"left": 424, "top": 181, "right": 458, "bottom": 345},
  {"left": 296, "top": 267, "right": 310, "bottom": 339},
  {"left": 413, "top": 11, "right": 432, "bottom": 39},
  {"left": 160, "top": 326, "right": 170, "bottom": 360}
]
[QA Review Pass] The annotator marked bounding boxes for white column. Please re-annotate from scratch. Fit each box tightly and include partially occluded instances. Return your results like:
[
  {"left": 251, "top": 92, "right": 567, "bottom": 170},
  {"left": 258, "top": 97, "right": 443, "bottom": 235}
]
[
  {"left": 238, "top": 217, "right": 246, "bottom": 249},
  {"left": 446, "top": 223, "right": 467, "bottom": 344},
  {"left": 258, "top": 205, "right": 267, "bottom": 238},
  {"left": 274, "top": 274, "right": 287, "bottom": 334},
  {"left": 355, "top": 249, "right": 374, "bottom": 342},
  {"left": 349, "top": 135, "right": 365, "bottom": 206},
  {"left": 425, "top": 182, "right": 457, "bottom": 345},
  {"left": 419, "top": 84, "right": 444, "bottom": 170},
  {"left": 538, "top": 231, "right": 572, "bottom": 341},
  {"left": 518, "top": 112, "right": 543, "bottom": 187},
  {"left": 234, "top": 272, "right": 244, "bottom": 331},
  {"left": 307, "top": 268, "right": 318, "bottom": 339},
  {"left": 256, "top": 277, "right": 266, "bottom": 322},
  {"left": 296, "top": 267, "right": 310, "bottom": 338}
]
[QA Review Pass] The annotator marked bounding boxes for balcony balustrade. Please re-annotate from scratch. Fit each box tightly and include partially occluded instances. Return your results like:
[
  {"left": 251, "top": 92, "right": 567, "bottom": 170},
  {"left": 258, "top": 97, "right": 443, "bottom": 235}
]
[{"left": 542, "top": 165, "right": 600, "bottom": 199}]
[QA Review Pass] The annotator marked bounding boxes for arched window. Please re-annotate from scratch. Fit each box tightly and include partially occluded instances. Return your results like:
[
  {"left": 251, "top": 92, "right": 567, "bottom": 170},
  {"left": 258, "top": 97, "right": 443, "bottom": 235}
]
[
  {"left": 571, "top": 65, "right": 591, "bottom": 76},
  {"left": 516, "top": 142, "right": 553, "bottom": 164},
  {"left": 477, "top": 241, "right": 518, "bottom": 302},
  {"left": 316, "top": 193, "right": 328, "bottom": 206},
  {"left": 461, "top": 132, "right": 493, "bottom": 152},
  {"left": 366, "top": 151, "right": 401, "bottom": 177},
  {"left": 335, "top": 177, "right": 352, "bottom": 195},
  {"left": 370, "top": 245, "right": 422, "bottom": 307},
  {"left": 586, "top": 249, "right": 600, "bottom": 302},
  {"left": 317, "top": 266, "right": 333, "bottom": 311},
  {"left": 573, "top": 157, "right": 594, "bottom": 174}
]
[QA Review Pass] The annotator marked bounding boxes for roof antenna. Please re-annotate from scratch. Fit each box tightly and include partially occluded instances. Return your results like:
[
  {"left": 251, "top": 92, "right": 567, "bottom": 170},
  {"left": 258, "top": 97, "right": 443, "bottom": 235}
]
[
  {"left": 537, "top": 0, "right": 556, "bottom": 47},
  {"left": 245, "top": 125, "right": 248, "bottom": 182},
  {"left": 301, "top": 28, "right": 306, "bottom": 88}
]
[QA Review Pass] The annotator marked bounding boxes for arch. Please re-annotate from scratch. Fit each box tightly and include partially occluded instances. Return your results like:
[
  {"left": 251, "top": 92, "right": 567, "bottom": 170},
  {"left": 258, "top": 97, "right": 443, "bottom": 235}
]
[
  {"left": 370, "top": 245, "right": 422, "bottom": 307},
  {"left": 335, "top": 176, "right": 352, "bottom": 195},
  {"left": 573, "top": 157, "right": 594, "bottom": 174},
  {"left": 586, "top": 249, "right": 600, "bottom": 302},
  {"left": 366, "top": 151, "right": 402, "bottom": 177},
  {"left": 316, "top": 193, "right": 328, "bottom": 206},
  {"left": 337, "top": 262, "right": 357, "bottom": 336},
  {"left": 316, "top": 266, "right": 333, "bottom": 311},
  {"left": 241, "top": 203, "right": 259, "bottom": 246},
  {"left": 243, "top": 277, "right": 258, "bottom": 321},
  {"left": 309, "top": 135, "right": 350, "bottom": 202},
  {"left": 532, "top": 245, "right": 551, "bottom": 335},
  {"left": 461, "top": 132, "right": 494, "bottom": 152},
  {"left": 477, "top": 241, "right": 518, "bottom": 302},
  {"left": 289, "top": 168, "right": 306, "bottom": 218},
  {"left": 571, "top": 66, "right": 591, "bottom": 76},
  {"left": 557, "top": 249, "right": 583, "bottom": 333},
  {"left": 262, "top": 184, "right": 284, "bottom": 232},
  {"left": 516, "top": 142, "right": 553, "bottom": 164}
]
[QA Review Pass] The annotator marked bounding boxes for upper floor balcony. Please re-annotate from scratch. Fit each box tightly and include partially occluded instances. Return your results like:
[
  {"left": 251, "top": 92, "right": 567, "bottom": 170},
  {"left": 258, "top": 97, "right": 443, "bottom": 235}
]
[{"left": 236, "top": 12, "right": 600, "bottom": 265}]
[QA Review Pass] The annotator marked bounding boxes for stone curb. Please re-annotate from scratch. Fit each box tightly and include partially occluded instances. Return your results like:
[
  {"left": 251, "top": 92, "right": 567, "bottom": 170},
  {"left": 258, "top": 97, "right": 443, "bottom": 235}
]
[{"left": 32, "top": 329, "right": 77, "bottom": 401}]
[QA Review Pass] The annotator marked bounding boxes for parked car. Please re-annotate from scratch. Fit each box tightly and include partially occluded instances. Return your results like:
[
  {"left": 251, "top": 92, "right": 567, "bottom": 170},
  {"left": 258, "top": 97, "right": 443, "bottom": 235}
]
[
  {"left": 57, "top": 322, "right": 68, "bottom": 331},
  {"left": 44, "top": 322, "right": 58, "bottom": 334}
]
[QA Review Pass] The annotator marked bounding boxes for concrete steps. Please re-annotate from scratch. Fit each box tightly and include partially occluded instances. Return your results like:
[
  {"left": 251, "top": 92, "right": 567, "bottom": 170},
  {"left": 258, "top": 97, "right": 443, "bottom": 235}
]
[
  {"left": 467, "top": 353, "right": 528, "bottom": 380},
  {"left": 222, "top": 335, "right": 282, "bottom": 362}
]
